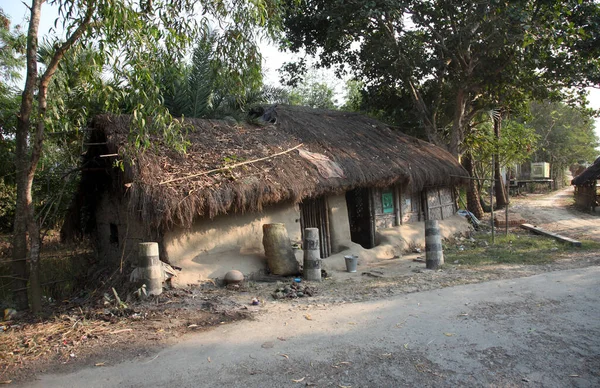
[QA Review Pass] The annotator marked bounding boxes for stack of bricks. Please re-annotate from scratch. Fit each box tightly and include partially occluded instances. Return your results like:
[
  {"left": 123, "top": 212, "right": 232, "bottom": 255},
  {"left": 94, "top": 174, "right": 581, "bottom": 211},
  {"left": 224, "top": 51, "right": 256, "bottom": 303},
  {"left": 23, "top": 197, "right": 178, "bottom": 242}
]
[{"left": 494, "top": 212, "right": 526, "bottom": 227}]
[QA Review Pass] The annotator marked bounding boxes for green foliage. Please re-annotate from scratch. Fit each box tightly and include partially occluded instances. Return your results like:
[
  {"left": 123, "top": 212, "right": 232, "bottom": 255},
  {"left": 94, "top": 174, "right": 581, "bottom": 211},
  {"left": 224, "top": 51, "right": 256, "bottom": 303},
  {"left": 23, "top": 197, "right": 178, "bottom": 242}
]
[
  {"left": 445, "top": 233, "right": 600, "bottom": 266},
  {"left": 527, "top": 101, "right": 599, "bottom": 167},
  {"left": 0, "top": 10, "right": 24, "bottom": 232},
  {"left": 30, "top": 0, "right": 290, "bottom": 151},
  {"left": 466, "top": 114, "right": 539, "bottom": 180},
  {"left": 289, "top": 82, "right": 337, "bottom": 109},
  {"left": 280, "top": 0, "right": 600, "bottom": 153},
  {"left": 160, "top": 36, "right": 291, "bottom": 121},
  {"left": 286, "top": 69, "right": 338, "bottom": 109},
  {"left": 340, "top": 79, "right": 363, "bottom": 112},
  {"left": 0, "top": 9, "right": 25, "bottom": 85}
]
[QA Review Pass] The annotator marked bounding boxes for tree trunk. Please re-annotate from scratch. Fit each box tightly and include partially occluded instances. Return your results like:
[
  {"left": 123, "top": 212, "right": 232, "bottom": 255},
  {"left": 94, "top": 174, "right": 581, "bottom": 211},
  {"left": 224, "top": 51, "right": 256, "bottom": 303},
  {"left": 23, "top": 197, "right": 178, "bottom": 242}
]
[
  {"left": 449, "top": 89, "right": 467, "bottom": 158},
  {"left": 461, "top": 151, "right": 484, "bottom": 219},
  {"left": 12, "top": 0, "right": 92, "bottom": 314},
  {"left": 11, "top": 159, "right": 29, "bottom": 310},
  {"left": 28, "top": 217, "right": 42, "bottom": 314},
  {"left": 493, "top": 114, "right": 508, "bottom": 209},
  {"left": 12, "top": 0, "right": 43, "bottom": 311}
]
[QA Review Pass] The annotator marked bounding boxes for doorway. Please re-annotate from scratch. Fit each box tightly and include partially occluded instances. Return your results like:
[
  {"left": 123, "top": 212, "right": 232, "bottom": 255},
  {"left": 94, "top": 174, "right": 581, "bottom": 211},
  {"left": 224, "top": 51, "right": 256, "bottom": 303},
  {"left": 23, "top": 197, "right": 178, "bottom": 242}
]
[
  {"left": 300, "top": 196, "right": 332, "bottom": 258},
  {"left": 345, "top": 188, "right": 375, "bottom": 248}
]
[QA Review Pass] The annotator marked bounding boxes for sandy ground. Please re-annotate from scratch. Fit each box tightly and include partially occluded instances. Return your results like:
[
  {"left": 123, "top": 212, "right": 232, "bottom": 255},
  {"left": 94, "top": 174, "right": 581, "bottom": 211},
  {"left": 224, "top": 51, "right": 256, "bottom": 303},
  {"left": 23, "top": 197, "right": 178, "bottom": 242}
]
[
  {"left": 509, "top": 186, "right": 600, "bottom": 242},
  {"left": 7, "top": 186, "right": 600, "bottom": 386}
]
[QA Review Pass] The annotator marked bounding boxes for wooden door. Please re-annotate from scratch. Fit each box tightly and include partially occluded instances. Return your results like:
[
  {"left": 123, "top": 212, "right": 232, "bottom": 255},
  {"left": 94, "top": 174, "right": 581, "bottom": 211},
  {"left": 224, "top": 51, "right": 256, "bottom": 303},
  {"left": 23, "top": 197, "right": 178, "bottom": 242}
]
[
  {"left": 345, "top": 188, "right": 375, "bottom": 248},
  {"left": 300, "top": 196, "right": 331, "bottom": 258}
]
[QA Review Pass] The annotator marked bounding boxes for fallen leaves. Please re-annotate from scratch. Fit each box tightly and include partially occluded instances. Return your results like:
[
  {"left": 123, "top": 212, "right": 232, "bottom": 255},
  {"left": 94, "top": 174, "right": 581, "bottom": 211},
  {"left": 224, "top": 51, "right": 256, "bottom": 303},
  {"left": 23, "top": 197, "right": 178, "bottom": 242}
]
[
  {"left": 304, "top": 314, "right": 313, "bottom": 321},
  {"left": 443, "top": 332, "right": 455, "bottom": 337},
  {"left": 94, "top": 362, "right": 105, "bottom": 367},
  {"left": 291, "top": 377, "right": 305, "bottom": 383},
  {"left": 109, "top": 329, "right": 133, "bottom": 335}
]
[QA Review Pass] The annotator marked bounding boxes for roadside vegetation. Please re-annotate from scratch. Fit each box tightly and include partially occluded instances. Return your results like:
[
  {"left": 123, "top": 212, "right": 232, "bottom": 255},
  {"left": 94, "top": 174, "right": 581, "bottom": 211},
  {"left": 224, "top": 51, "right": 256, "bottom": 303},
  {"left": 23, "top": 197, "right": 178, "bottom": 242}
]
[{"left": 445, "top": 232, "right": 600, "bottom": 267}]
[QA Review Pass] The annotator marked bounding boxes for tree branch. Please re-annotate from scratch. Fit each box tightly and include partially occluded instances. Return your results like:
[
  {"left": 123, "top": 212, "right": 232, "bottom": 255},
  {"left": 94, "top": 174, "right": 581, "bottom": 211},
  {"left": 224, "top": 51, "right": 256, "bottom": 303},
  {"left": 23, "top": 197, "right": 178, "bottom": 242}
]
[{"left": 28, "top": 2, "right": 94, "bottom": 178}]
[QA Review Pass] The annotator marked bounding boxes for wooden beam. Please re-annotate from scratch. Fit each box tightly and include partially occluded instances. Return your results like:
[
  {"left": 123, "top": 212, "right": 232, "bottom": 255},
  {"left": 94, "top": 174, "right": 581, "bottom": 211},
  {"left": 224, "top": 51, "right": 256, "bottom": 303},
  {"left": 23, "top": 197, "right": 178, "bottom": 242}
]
[{"left": 520, "top": 223, "right": 582, "bottom": 247}]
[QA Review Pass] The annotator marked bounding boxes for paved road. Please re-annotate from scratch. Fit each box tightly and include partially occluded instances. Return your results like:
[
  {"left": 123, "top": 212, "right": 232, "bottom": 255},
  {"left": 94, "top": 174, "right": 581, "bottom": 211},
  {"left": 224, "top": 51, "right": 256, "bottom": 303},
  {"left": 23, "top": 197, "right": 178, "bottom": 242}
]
[{"left": 27, "top": 266, "right": 600, "bottom": 387}]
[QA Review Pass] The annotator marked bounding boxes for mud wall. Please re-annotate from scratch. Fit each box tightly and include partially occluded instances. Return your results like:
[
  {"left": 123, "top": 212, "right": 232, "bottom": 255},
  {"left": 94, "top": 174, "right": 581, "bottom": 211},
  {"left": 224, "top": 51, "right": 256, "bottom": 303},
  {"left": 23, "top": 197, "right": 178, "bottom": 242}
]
[
  {"left": 95, "top": 193, "right": 147, "bottom": 267},
  {"left": 163, "top": 202, "right": 302, "bottom": 284}
]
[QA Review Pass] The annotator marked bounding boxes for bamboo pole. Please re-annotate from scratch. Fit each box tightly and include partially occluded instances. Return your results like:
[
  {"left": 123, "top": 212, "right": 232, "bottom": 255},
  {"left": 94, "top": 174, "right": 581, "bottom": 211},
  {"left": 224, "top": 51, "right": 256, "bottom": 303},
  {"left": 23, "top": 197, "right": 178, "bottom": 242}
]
[
  {"left": 491, "top": 155, "right": 495, "bottom": 245},
  {"left": 159, "top": 143, "right": 303, "bottom": 185}
]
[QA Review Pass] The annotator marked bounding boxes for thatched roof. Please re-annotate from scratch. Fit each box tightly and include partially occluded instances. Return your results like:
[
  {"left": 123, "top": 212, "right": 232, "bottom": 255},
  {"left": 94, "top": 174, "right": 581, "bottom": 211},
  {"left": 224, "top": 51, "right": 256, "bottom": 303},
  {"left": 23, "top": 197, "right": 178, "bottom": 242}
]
[
  {"left": 572, "top": 157, "right": 600, "bottom": 186},
  {"left": 89, "top": 105, "right": 467, "bottom": 230}
]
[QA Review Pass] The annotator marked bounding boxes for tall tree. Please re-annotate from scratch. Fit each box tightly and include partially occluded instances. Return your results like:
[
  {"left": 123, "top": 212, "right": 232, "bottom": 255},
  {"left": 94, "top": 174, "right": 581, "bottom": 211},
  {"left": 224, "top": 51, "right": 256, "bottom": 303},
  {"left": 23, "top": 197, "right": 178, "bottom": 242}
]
[
  {"left": 159, "top": 36, "right": 290, "bottom": 120},
  {"left": 280, "top": 0, "right": 600, "bottom": 214},
  {"left": 527, "top": 101, "right": 598, "bottom": 182},
  {"left": 11, "top": 0, "right": 285, "bottom": 313}
]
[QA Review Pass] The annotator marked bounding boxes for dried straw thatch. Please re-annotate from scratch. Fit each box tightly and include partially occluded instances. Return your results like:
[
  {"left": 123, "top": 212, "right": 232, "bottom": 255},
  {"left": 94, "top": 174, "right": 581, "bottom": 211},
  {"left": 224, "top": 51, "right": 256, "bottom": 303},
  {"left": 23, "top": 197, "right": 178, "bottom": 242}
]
[
  {"left": 88, "top": 105, "right": 467, "bottom": 230},
  {"left": 571, "top": 157, "right": 600, "bottom": 186}
]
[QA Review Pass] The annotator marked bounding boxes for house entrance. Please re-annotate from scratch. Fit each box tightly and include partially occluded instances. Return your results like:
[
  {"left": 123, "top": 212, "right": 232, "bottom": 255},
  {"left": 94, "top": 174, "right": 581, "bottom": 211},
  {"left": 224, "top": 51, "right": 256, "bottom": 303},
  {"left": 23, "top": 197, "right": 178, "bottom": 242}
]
[
  {"left": 300, "top": 196, "right": 332, "bottom": 258},
  {"left": 346, "top": 188, "right": 375, "bottom": 248}
]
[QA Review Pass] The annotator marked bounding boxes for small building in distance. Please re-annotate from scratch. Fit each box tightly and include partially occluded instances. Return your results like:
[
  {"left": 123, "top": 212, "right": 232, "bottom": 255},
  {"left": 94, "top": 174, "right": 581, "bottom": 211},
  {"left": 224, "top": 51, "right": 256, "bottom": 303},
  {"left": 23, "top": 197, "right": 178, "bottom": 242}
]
[{"left": 571, "top": 156, "right": 600, "bottom": 212}]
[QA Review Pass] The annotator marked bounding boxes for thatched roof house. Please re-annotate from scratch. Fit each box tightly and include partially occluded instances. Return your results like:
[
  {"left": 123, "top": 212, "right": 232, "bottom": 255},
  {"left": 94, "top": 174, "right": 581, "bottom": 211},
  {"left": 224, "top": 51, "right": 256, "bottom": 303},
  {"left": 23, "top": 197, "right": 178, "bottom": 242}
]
[
  {"left": 67, "top": 105, "right": 468, "bottom": 280},
  {"left": 572, "top": 157, "right": 600, "bottom": 186},
  {"left": 571, "top": 157, "right": 600, "bottom": 211}
]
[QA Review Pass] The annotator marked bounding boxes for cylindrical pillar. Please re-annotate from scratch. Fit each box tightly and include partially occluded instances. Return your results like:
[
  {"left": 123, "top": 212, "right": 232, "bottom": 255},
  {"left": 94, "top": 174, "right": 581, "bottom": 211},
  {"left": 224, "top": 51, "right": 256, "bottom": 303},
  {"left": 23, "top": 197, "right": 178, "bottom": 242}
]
[
  {"left": 303, "top": 228, "right": 321, "bottom": 281},
  {"left": 425, "top": 220, "right": 444, "bottom": 270},
  {"left": 263, "top": 224, "right": 300, "bottom": 276},
  {"left": 139, "top": 242, "right": 163, "bottom": 296}
]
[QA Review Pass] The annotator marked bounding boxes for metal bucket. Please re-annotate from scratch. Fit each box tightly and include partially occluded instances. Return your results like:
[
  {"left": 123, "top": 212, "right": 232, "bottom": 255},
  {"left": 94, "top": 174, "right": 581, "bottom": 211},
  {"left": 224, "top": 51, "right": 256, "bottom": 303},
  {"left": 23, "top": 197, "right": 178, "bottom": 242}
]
[{"left": 344, "top": 255, "right": 358, "bottom": 273}]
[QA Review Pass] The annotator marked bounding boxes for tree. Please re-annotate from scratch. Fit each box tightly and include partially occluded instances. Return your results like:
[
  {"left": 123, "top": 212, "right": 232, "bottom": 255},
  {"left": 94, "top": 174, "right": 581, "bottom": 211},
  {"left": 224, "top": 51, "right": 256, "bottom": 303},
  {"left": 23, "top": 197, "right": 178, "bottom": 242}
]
[
  {"left": 159, "top": 37, "right": 290, "bottom": 120},
  {"left": 466, "top": 114, "right": 539, "bottom": 211},
  {"left": 282, "top": 0, "right": 599, "bottom": 153},
  {"left": 10, "top": 0, "right": 286, "bottom": 314},
  {"left": 280, "top": 0, "right": 600, "bottom": 215},
  {"left": 284, "top": 69, "right": 338, "bottom": 109},
  {"left": 527, "top": 101, "right": 598, "bottom": 183},
  {"left": 340, "top": 79, "right": 363, "bottom": 112}
]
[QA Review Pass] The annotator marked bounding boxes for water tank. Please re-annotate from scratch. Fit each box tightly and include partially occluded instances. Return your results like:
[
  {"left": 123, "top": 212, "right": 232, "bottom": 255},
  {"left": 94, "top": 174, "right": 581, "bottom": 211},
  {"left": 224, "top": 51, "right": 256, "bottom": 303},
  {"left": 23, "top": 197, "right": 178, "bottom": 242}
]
[{"left": 530, "top": 162, "right": 550, "bottom": 179}]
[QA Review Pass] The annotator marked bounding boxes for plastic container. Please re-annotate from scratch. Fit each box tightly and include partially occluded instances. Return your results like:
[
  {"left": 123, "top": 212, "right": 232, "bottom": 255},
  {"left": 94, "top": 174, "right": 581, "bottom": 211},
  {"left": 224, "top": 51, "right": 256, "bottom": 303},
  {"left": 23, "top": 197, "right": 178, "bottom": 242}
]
[{"left": 344, "top": 255, "right": 358, "bottom": 273}]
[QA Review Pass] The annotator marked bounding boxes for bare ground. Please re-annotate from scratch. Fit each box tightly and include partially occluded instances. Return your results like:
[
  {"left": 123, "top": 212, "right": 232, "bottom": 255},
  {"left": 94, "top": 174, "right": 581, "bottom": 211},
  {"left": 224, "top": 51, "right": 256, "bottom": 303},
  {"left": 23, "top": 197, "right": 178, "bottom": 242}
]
[{"left": 2, "top": 186, "right": 599, "bottom": 384}]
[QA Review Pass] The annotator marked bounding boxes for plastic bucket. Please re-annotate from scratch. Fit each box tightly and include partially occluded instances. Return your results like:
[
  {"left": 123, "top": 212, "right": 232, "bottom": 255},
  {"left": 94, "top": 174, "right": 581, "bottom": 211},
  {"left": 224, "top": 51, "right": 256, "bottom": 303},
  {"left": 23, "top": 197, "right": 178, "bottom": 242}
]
[{"left": 344, "top": 255, "right": 358, "bottom": 273}]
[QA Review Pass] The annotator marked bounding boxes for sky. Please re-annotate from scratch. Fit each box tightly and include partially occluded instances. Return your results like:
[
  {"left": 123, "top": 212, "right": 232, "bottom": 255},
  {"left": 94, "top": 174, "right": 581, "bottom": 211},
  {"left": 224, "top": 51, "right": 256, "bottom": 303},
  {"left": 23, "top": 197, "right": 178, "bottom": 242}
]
[{"left": 4, "top": 1, "right": 600, "bottom": 141}]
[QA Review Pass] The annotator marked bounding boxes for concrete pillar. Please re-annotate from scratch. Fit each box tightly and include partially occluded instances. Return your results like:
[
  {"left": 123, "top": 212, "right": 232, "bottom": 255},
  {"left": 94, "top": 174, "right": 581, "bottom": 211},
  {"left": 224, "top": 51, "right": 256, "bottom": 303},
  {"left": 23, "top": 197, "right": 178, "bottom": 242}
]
[
  {"left": 139, "top": 242, "right": 162, "bottom": 296},
  {"left": 303, "top": 228, "right": 321, "bottom": 281},
  {"left": 425, "top": 220, "right": 444, "bottom": 270}
]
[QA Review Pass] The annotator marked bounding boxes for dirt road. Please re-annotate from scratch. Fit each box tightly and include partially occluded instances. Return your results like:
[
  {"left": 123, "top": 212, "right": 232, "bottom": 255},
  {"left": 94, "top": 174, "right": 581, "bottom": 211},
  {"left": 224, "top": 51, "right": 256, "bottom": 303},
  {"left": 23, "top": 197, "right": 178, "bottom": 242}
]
[
  {"left": 25, "top": 266, "right": 600, "bottom": 387},
  {"left": 510, "top": 186, "right": 600, "bottom": 241}
]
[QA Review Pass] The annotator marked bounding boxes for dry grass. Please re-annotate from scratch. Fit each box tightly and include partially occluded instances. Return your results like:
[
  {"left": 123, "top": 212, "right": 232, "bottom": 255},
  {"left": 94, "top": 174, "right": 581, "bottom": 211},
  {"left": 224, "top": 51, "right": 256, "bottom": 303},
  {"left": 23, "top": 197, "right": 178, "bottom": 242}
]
[
  {"left": 84, "top": 106, "right": 467, "bottom": 232},
  {"left": 0, "top": 313, "right": 118, "bottom": 370}
]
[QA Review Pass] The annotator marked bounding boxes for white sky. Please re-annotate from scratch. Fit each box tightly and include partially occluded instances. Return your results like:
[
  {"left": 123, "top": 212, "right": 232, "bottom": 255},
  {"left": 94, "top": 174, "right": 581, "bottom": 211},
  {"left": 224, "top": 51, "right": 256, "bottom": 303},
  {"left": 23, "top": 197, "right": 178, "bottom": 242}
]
[{"left": 4, "top": 1, "right": 600, "bottom": 142}]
